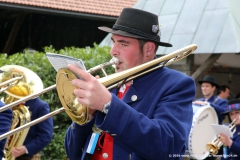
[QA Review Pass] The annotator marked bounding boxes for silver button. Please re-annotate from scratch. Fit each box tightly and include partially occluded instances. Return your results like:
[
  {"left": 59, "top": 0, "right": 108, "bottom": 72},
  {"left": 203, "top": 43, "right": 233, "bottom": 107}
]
[
  {"left": 102, "top": 153, "right": 108, "bottom": 159},
  {"left": 131, "top": 95, "right": 137, "bottom": 101},
  {"left": 70, "top": 125, "right": 74, "bottom": 129}
]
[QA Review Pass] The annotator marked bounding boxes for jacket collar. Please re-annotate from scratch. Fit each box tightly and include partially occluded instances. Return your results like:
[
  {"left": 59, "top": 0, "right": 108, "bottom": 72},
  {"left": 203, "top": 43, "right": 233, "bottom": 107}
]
[
  {"left": 111, "top": 85, "right": 143, "bottom": 104},
  {"left": 206, "top": 95, "right": 218, "bottom": 103},
  {"left": 110, "top": 67, "right": 163, "bottom": 103}
]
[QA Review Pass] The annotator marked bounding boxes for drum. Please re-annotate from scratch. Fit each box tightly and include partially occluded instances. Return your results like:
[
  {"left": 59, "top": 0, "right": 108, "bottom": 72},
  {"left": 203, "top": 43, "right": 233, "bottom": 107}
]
[{"left": 187, "top": 103, "right": 218, "bottom": 159}]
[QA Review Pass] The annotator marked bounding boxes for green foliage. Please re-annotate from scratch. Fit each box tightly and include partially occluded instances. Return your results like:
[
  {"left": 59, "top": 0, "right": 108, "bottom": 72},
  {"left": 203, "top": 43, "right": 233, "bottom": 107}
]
[{"left": 0, "top": 44, "right": 113, "bottom": 159}]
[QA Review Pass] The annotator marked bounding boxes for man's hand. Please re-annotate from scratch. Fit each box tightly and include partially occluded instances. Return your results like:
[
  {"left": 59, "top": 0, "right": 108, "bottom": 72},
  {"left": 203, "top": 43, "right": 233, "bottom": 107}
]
[
  {"left": 68, "top": 64, "right": 112, "bottom": 112},
  {"left": 193, "top": 101, "right": 208, "bottom": 106},
  {"left": 12, "top": 146, "right": 27, "bottom": 158}
]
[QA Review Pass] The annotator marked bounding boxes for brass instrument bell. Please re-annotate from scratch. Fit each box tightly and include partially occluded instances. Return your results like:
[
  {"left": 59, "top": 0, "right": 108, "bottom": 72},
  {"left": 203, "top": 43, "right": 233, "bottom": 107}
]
[{"left": 206, "top": 118, "right": 238, "bottom": 155}]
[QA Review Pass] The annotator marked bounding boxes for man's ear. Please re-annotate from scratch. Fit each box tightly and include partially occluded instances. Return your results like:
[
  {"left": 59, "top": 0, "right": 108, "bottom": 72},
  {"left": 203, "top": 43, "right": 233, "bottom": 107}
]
[
  {"left": 213, "top": 86, "right": 216, "bottom": 91},
  {"left": 145, "top": 42, "right": 155, "bottom": 57}
]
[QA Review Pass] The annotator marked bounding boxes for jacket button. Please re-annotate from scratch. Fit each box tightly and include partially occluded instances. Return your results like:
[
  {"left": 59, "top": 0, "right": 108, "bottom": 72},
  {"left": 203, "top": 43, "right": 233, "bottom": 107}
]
[
  {"left": 131, "top": 95, "right": 137, "bottom": 101},
  {"left": 102, "top": 153, "right": 108, "bottom": 159}
]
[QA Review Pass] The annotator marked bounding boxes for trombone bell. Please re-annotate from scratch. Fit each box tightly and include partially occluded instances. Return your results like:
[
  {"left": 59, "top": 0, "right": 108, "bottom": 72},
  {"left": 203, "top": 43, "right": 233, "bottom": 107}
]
[{"left": 56, "top": 69, "right": 89, "bottom": 124}]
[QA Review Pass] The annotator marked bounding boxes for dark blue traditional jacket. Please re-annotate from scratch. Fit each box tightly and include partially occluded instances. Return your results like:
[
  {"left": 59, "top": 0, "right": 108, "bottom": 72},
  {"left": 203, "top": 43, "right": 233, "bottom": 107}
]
[
  {"left": 24, "top": 98, "right": 53, "bottom": 156},
  {"left": 65, "top": 67, "right": 196, "bottom": 160}
]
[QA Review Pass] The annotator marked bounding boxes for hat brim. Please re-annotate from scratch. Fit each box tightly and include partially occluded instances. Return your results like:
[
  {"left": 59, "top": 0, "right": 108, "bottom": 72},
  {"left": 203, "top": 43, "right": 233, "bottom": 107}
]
[
  {"left": 99, "top": 26, "right": 172, "bottom": 47},
  {"left": 198, "top": 80, "right": 219, "bottom": 88},
  {"left": 221, "top": 108, "right": 240, "bottom": 115}
]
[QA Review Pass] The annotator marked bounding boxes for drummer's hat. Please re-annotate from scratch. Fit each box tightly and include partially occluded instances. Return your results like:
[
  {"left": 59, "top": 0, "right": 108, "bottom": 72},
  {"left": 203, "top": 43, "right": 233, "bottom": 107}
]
[
  {"left": 198, "top": 75, "right": 219, "bottom": 88},
  {"left": 98, "top": 8, "right": 172, "bottom": 47},
  {"left": 221, "top": 99, "right": 240, "bottom": 115}
]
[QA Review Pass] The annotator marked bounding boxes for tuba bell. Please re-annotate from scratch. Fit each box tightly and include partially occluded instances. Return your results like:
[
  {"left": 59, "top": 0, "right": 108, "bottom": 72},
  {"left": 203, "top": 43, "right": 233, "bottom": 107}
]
[{"left": 0, "top": 65, "right": 43, "bottom": 160}]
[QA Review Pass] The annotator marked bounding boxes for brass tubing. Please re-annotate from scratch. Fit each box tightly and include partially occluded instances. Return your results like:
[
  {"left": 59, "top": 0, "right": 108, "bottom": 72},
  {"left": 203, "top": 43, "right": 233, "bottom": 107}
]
[
  {"left": 0, "top": 76, "right": 23, "bottom": 93},
  {"left": 0, "top": 84, "right": 56, "bottom": 113},
  {"left": 100, "top": 44, "right": 196, "bottom": 89},
  {"left": 0, "top": 108, "right": 65, "bottom": 140}
]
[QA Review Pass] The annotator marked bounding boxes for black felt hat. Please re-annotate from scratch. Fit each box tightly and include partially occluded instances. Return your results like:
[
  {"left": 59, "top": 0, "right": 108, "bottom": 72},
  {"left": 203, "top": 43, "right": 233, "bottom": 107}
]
[
  {"left": 198, "top": 75, "right": 219, "bottom": 88},
  {"left": 221, "top": 99, "right": 240, "bottom": 114},
  {"left": 98, "top": 8, "right": 172, "bottom": 47}
]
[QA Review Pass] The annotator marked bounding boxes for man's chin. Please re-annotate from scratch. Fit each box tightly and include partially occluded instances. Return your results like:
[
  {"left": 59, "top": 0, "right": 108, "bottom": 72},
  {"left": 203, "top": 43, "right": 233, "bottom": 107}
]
[{"left": 115, "top": 67, "right": 123, "bottom": 73}]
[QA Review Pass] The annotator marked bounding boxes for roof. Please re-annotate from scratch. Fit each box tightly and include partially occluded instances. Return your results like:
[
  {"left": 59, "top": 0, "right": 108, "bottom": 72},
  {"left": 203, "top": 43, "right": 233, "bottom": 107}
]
[
  {"left": 0, "top": 0, "right": 137, "bottom": 17},
  {"left": 100, "top": 0, "right": 240, "bottom": 54}
]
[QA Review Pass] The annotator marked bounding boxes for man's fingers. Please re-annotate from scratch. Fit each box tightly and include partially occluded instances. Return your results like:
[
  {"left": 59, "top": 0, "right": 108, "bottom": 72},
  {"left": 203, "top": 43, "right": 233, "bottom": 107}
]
[{"left": 68, "top": 64, "right": 91, "bottom": 81}]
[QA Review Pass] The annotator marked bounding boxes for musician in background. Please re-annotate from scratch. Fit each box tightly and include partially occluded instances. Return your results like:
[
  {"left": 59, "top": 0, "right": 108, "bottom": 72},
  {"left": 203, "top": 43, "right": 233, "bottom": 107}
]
[
  {"left": 194, "top": 75, "right": 227, "bottom": 124},
  {"left": 64, "top": 8, "right": 196, "bottom": 160},
  {"left": 0, "top": 101, "right": 12, "bottom": 160},
  {"left": 218, "top": 99, "right": 240, "bottom": 160},
  {"left": 0, "top": 65, "right": 53, "bottom": 160},
  {"left": 12, "top": 97, "right": 53, "bottom": 160},
  {"left": 217, "top": 85, "right": 231, "bottom": 100}
]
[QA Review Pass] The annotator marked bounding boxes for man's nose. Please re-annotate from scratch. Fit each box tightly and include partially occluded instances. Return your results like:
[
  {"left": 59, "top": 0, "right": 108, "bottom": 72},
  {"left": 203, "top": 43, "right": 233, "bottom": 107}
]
[{"left": 110, "top": 45, "right": 118, "bottom": 56}]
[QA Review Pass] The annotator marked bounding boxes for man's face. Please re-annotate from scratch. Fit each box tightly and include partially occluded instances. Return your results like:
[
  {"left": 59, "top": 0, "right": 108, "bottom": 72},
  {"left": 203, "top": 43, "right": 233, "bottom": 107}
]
[
  {"left": 201, "top": 82, "right": 215, "bottom": 98},
  {"left": 110, "top": 34, "right": 148, "bottom": 73},
  {"left": 221, "top": 88, "right": 230, "bottom": 99},
  {"left": 229, "top": 110, "right": 240, "bottom": 125}
]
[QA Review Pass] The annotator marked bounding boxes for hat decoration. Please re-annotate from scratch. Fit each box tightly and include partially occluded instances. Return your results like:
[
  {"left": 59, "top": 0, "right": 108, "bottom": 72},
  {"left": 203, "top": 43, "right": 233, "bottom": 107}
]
[
  {"left": 152, "top": 25, "right": 160, "bottom": 34},
  {"left": 221, "top": 99, "right": 240, "bottom": 114}
]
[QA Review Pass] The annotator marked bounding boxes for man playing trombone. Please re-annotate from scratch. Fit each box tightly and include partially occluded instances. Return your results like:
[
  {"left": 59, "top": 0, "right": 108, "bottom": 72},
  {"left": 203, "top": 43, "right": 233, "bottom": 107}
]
[{"left": 64, "top": 8, "right": 196, "bottom": 160}]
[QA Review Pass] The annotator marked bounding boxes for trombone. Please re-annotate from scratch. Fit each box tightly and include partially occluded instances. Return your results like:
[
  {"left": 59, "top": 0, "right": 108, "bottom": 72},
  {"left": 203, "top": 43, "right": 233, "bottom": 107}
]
[
  {"left": 206, "top": 115, "right": 240, "bottom": 155},
  {"left": 0, "top": 44, "right": 197, "bottom": 140}
]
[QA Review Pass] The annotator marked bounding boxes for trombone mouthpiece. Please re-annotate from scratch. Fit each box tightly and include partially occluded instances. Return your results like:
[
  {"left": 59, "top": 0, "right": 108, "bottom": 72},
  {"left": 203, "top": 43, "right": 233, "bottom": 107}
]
[
  {"left": 110, "top": 57, "right": 119, "bottom": 64},
  {"left": 110, "top": 57, "right": 119, "bottom": 69},
  {"left": 87, "top": 57, "right": 119, "bottom": 74}
]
